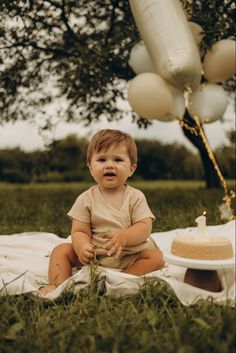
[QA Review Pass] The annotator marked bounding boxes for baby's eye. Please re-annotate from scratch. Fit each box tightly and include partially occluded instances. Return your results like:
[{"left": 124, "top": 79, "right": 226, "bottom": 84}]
[
  {"left": 97, "top": 158, "right": 106, "bottom": 162},
  {"left": 115, "top": 158, "right": 123, "bottom": 162}
]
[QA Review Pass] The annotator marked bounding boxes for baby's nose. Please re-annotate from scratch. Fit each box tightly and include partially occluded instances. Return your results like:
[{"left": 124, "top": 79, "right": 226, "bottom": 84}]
[
  {"left": 106, "top": 164, "right": 114, "bottom": 168},
  {"left": 105, "top": 161, "right": 114, "bottom": 169}
]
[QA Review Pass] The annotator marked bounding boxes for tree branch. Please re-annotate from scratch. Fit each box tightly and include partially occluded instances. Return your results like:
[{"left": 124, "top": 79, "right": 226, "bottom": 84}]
[
  {"left": 60, "top": 0, "right": 79, "bottom": 42},
  {"left": 0, "top": 40, "right": 73, "bottom": 58},
  {"left": 104, "top": 0, "right": 120, "bottom": 46}
]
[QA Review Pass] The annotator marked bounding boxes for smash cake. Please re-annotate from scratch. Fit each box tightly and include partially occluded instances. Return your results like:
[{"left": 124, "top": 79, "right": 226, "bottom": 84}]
[{"left": 171, "top": 213, "right": 233, "bottom": 260}]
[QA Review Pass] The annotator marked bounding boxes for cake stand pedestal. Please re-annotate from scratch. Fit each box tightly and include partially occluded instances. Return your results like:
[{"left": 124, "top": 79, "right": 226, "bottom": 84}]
[
  {"left": 184, "top": 269, "right": 221, "bottom": 292},
  {"left": 163, "top": 253, "right": 235, "bottom": 292}
]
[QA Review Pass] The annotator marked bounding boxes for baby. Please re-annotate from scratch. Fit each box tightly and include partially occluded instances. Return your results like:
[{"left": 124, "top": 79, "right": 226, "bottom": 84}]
[{"left": 41, "top": 129, "right": 164, "bottom": 294}]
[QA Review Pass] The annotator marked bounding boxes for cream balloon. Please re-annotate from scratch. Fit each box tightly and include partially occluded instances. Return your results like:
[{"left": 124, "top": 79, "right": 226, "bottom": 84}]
[
  {"left": 157, "top": 86, "right": 185, "bottom": 122},
  {"left": 129, "top": 41, "right": 156, "bottom": 74},
  {"left": 129, "top": 0, "right": 202, "bottom": 90},
  {"left": 127, "top": 73, "right": 173, "bottom": 119},
  {"left": 203, "top": 39, "right": 236, "bottom": 83},
  {"left": 188, "top": 21, "right": 204, "bottom": 45},
  {"left": 188, "top": 84, "right": 228, "bottom": 123}
]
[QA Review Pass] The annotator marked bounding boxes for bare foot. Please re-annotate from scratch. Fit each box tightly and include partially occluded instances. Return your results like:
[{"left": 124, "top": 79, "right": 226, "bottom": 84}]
[{"left": 40, "top": 284, "right": 57, "bottom": 296}]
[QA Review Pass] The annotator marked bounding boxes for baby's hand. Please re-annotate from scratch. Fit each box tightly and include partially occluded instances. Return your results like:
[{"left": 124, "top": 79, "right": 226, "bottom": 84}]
[
  {"left": 78, "top": 243, "right": 95, "bottom": 265},
  {"left": 104, "top": 231, "right": 127, "bottom": 258}
]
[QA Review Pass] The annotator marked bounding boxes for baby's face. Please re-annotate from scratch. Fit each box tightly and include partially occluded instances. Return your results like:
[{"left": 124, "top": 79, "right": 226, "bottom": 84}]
[{"left": 88, "top": 142, "right": 136, "bottom": 192}]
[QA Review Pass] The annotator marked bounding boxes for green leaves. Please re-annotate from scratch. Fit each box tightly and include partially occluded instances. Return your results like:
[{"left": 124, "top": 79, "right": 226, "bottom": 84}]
[{"left": 0, "top": 0, "right": 235, "bottom": 126}]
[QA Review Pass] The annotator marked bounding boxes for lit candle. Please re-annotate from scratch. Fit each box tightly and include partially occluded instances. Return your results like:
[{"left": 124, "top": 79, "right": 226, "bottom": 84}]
[{"left": 195, "top": 211, "right": 207, "bottom": 240}]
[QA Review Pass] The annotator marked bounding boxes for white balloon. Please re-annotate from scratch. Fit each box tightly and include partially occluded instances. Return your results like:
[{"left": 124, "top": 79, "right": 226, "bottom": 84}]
[
  {"left": 127, "top": 73, "right": 173, "bottom": 119},
  {"left": 203, "top": 39, "right": 236, "bottom": 83},
  {"left": 129, "top": 41, "right": 156, "bottom": 74},
  {"left": 188, "top": 84, "right": 228, "bottom": 123},
  {"left": 129, "top": 0, "right": 202, "bottom": 90},
  {"left": 157, "top": 86, "right": 185, "bottom": 122},
  {"left": 188, "top": 21, "right": 204, "bottom": 45}
]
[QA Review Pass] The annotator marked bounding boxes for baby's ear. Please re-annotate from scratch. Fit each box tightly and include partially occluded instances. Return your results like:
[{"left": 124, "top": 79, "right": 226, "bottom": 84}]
[
  {"left": 130, "top": 163, "right": 137, "bottom": 176},
  {"left": 87, "top": 163, "right": 92, "bottom": 174}
]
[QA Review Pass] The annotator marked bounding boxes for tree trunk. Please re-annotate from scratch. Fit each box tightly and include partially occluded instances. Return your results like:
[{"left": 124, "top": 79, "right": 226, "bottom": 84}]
[{"left": 182, "top": 110, "right": 221, "bottom": 189}]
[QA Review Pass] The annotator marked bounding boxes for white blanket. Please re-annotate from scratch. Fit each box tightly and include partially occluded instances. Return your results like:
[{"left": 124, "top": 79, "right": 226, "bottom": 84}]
[{"left": 0, "top": 221, "right": 235, "bottom": 306}]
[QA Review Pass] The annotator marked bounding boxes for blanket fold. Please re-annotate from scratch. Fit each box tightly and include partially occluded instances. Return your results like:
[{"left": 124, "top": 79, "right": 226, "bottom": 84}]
[{"left": 0, "top": 221, "right": 235, "bottom": 306}]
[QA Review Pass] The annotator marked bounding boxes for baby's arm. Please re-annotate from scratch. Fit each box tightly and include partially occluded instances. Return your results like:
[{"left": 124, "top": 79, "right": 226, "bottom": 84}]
[
  {"left": 104, "top": 217, "right": 152, "bottom": 258},
  {"left": 71, "top": 220, "right": 95, "bottom": 265}
]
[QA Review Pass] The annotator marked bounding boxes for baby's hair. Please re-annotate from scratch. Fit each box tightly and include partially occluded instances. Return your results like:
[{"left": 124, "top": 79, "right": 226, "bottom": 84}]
[{"left": 87, "top": 129, "right": 137, "bottom": 164}]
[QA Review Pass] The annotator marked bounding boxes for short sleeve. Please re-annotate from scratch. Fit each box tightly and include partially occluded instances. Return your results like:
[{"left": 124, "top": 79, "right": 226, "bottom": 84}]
[
  {"left": 67, "top": 190, "right": 91, "bottom": 223},
  {"left": 130, "top": 189, "right": 156, "bottom": 224}
]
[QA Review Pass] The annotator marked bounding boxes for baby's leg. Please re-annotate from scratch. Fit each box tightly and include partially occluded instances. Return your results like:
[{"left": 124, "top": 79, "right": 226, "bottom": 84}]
[
  {"left": 123, "top": 248, "right": 164, "bottom": 276},
  {"left": 40, "top": 243, "right": 81, "bottom": 295}
]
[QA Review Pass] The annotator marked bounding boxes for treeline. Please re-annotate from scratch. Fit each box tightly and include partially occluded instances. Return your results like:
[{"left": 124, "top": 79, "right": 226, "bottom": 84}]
[{"left": 0, "top": 134, "right": 234, "bottom": 183}]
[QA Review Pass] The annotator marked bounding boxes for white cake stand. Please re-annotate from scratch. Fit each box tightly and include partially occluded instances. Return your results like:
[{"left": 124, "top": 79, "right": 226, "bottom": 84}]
[{"left": 163, "top": 252, "right": 235, "bottom": 292}]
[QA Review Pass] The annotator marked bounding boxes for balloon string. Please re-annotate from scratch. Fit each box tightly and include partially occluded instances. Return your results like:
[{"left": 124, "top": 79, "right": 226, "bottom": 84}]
[
  {"left": 182, "top": 86, "right": 235, "bottom": 220},
  {"left": 179, "top": 118, "right": 199, "bottom": 136},
  {"left": 195, "top": 117, "right": 228, "bottom": 195}
]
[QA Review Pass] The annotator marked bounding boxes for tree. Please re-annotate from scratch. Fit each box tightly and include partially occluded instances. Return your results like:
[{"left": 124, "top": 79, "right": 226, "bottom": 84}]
[
  {"left": 214, "top": 129, "right": 236, "bottom": 180},
  {"left": 0, "top": 136, "right": 211, "bottom": 182},
  {"left": 0, "top": 0, "right": 235, "bottom": 186}
]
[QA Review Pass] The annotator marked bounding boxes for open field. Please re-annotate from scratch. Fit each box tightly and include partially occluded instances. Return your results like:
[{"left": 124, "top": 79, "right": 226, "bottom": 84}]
[
  {"left": 0, "top": 181, "right": 235, "bottom": 353},
  {"left": 0, "top": 180, "right": 234, "bottom": 235}
]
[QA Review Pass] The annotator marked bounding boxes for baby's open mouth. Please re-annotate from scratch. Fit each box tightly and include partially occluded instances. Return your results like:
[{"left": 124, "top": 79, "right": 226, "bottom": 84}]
[{"left": 104, "top": 172, "right": 116, "bottom": 177}]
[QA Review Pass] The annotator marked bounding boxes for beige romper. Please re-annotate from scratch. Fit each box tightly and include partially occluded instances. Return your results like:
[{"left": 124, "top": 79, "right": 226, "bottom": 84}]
[{"left": 67, "top": 184, "right": 157, "bottom": 270}]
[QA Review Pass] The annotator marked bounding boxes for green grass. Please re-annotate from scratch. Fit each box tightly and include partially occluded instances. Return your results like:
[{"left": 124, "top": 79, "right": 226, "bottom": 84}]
[{"left": 0, "top": 181, "right": 235, "bottom": 353}]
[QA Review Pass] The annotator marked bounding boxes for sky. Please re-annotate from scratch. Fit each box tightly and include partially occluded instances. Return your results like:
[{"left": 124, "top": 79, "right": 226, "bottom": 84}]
[{"left": 0, "top": 99, "right": 234, "bottom": 153}]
